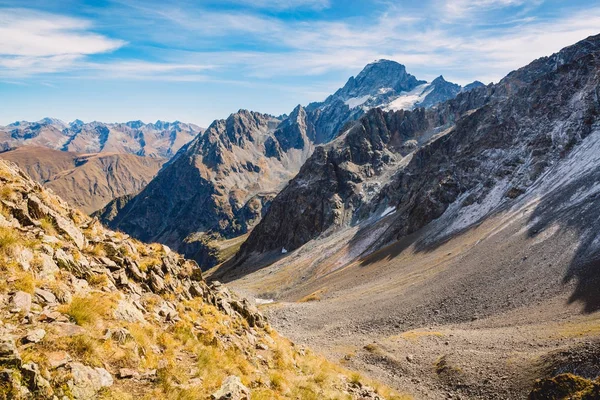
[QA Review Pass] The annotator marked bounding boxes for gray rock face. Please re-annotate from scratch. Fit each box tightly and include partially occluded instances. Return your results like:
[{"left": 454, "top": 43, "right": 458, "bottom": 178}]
[
  {"left": 211, "top": 375, "right": 250, "bottom": 400},
  {"left": 11, "top": 291, "right": 32, "bottom": 313},
  {"left": 100, "top": 62, "right": 469, "bottom": 268},
  {"left": 101, "top": 110, "right": 312, "bottom": 268},
  {"left": 238, "top": 34, "right": 600, "bottom": 262}
]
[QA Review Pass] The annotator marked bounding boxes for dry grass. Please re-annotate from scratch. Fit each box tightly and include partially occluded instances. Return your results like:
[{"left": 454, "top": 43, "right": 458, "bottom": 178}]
[
  {"left": 0, "top": 226, "right": 19, "bottom": 255},
  {"left": 61, "top": 293, "right": 115, "bottom": 326},
  {"left": 12, "top": 270, "right": 36, "bottom": 294},
  {"left": 39, "top": 217, "right": 57, "bottom": 236},
  {"left": 396, "top": 330, "right": 444, "bottom": 342},
  {"left": 551, "top": 316, "right": 600, "bottom": 339},
  {"left": 139, "top": 257, "right": 162, "bottom": 272},
  {"left": 298, "top": 288, "right": 327, "bottom": 303}
]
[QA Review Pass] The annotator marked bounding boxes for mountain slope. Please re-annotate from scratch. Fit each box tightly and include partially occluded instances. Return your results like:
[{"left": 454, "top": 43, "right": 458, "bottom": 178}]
[
  {"left": 0, "top": 119, "right": 202, "bottom": 159},
  {"left": 0, "top": 147, "right": 165, "bottom": 213},
  {"left": 100, "top": 61, "right": 480, "bottom": 267},
  {"left": 0, "top": 159, "right": 404, "bottom": 400},
  {"left": 101, "top": 110, "right": 313, "bottom": 268},
  {"left": 236, "top": 33, "right": 600, "bottom": 262}
]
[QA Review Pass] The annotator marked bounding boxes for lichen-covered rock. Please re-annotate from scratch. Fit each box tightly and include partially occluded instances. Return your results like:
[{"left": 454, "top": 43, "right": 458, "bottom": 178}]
[
  {"left": 113, "top": 300, "right": 145, "bottom": 323},
  {"left": 24, "top": 329, "right": 46, "bottom": 344},
  {"left": 33, "top": 288, "right": 57, "bottom": 305}
]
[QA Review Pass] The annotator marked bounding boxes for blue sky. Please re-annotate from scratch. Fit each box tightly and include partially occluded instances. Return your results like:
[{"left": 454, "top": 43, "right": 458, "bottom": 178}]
[{"left": 0, "top": 0, "right": 598, "bottom": 127}]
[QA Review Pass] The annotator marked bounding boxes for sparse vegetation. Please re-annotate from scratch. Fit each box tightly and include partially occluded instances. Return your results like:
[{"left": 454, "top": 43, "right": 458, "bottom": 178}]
[
  {"left": 62, "top": 293, "right": 115, "bottom": 326},
  {"left": 0, "top": 226, "right": 18, "bottom": 255}
]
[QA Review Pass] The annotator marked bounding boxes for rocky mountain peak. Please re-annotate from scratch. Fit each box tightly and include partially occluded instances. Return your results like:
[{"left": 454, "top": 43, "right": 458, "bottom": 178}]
[{"left": 333, "top": 59, "right": 425, "bottom": 101}]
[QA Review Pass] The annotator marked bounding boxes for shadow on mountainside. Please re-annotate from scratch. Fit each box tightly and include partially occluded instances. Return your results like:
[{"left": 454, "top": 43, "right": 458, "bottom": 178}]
[{"left": 526, "top": 169, "right": 600, "bottom": 313}]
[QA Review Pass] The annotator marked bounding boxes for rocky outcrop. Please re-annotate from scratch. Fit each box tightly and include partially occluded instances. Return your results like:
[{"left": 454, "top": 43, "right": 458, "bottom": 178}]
[
  {"left": 211, "top": 375, "right": 250, "bottom": 400},
  {"left": 0, "top": 159, "right": 395, "bottom": 400},
  {"left": 0, "top": 119, "right": 202, "bottom": 159}
]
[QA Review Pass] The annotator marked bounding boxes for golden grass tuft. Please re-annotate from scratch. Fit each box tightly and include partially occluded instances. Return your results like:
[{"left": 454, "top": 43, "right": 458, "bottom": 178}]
[
  {"left": 0, "top": 226, "right": 19, "bottom": 255},
  {"left": 61, "top": 293, "right": 115, "bottom": 326}
]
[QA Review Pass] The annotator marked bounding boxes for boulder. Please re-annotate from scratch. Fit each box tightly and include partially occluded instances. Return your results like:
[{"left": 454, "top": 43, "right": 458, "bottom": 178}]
[
  {"left": 46, "top": 351, "right": 72, "bottom": 369},
  {"left": 211, "top": 375, "right": 250, "bottom": 400},
  {"left": 149, "top": 271, "right": 165, "bottom": 293},
  {"left": 117, "top": 368, "right": 139, "bottom": 379},
  {"left": 14, "top": 246, "right": 34, "bottom": 270},
  {"left": 24, "top": 329, "right": 46, "bottom": 344},
  {"left": 34, "top": 288, "right": 57, "bottom": 305},
  {"left": 113, "top": 300, "right": 145, "bottom": 323},
  {"left": 68, "top": 362, "right": 113, "bottom": 400},
  {"left": 11, "top": 291, "right": 31, "bottom": 313},
  {"left": 35, "top": 253, "right": 59, "bottom": 279}
]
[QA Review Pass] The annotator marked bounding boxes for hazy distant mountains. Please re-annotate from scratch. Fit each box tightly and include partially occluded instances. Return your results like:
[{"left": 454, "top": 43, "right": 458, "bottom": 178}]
[
  {"left": 0, "top": 118, "right": 203, "bottom": 158},
  {"left": 99, "top": 60, "right": 482, "bottom": 267}
]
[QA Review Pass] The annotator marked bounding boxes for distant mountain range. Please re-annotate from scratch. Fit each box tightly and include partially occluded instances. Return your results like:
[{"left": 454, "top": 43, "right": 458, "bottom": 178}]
[
  {"left": 0, "top": 118, "right": 203, "bottom": 159},
  {"left": 97, "top": 60, "right": 483, "bottom": 267}
]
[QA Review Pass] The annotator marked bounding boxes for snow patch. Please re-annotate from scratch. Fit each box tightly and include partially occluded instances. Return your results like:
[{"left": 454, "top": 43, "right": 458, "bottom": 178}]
[
  {"left": 344, "top": 95, "right": 372, "bottom": 109},
  {"left": 381, "top": 206, "right": 396, "bottom": 217},
  {"left": 255, "top": 298, "right": 274, "bottom": 305},
  {"left": 384, "top": 83, "right": 432, "bottom": 111},
  {"left": 442, "top": 180, "right": 511, "bottom": 236}
]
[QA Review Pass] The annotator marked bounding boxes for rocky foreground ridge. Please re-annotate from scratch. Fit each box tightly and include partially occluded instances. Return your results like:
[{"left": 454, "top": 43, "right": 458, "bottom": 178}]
[{"left": 0, "top": 160, "right": 402, "bottom": 399}]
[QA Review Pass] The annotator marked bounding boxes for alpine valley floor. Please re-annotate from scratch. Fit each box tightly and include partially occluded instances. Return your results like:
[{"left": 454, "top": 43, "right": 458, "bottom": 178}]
[{"left": 213, "top": 183, "right": 600, "bottom": 399}]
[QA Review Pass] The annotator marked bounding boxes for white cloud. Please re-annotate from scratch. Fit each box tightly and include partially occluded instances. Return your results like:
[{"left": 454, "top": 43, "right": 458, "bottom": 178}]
[
  {"left": 0, "top": 8, "right": 125, "bottom": 76},
  {"left": 440, "top": 0, "right": 540, "bottom": 19},
  {"left": 0, "top": 8, "right": 124, "bottom": 57}
]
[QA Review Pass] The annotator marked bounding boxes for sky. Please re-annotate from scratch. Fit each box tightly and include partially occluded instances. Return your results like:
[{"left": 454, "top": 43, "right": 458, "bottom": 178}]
[{"left": 0, "top": 0, "right": 599, "bottom": 127}]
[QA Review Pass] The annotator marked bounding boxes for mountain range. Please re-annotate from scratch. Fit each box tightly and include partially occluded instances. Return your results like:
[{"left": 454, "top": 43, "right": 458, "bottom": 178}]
[
  {"left": 97, "top": 61, "right": 482, "bottom": 267},
  {"left": 0, "top": 119, "right": 202, "bottom": 159}
]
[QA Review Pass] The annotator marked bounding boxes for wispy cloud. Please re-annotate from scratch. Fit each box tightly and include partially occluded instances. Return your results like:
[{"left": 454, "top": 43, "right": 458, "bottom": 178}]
[
  {"left": 222, "top": 0, "right": 330, "bottom": 11},
  {"left": 2, "top": 1, "right": 599, "bottom": 87}
]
